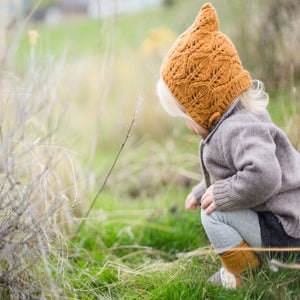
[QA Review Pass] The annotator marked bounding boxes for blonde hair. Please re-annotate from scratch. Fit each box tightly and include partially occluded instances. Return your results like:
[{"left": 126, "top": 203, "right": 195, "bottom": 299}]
[
  {"left": 237, "top": 79, "right": 269, "bottom": 113},
  {"left": 157, "top": 78, "right": 269, "bottom": 121},
  {"left": 156, "top": 78, "right": 193, "bottom": 121}
]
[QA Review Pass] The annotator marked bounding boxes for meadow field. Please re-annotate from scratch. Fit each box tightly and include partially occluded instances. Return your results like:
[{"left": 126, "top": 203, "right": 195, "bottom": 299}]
[{"left": 1, "top": 0, "right": 300, "bottom": 298}]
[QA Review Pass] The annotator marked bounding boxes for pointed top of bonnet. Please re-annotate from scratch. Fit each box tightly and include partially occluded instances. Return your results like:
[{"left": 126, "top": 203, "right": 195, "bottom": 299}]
[{"left": 194, "top": 3, "right": 219, "bottom": 32}]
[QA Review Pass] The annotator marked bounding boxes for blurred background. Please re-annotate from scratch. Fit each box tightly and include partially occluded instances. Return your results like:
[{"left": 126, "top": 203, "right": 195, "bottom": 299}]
[
  {"left": 4, "top": 0, "right": 300, "bottom": 197},
  {"left": 1, "top": 0, "right": 300, "bottom": 298}
]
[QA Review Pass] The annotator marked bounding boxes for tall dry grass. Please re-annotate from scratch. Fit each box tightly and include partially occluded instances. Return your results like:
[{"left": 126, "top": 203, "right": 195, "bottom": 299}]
[{"left": 0, "top": 6, "right": 77, "bottom": 299}]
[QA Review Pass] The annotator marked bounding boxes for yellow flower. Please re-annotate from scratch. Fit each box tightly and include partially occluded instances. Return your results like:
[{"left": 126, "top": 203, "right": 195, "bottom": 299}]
[{"left": 28, "top": 29, "right": 39, "bottom": 46}]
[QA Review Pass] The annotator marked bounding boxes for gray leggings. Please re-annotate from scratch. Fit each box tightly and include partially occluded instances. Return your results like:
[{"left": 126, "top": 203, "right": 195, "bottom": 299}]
[{"left": 201, "top": 208, "right": 262, "bottom": 254}]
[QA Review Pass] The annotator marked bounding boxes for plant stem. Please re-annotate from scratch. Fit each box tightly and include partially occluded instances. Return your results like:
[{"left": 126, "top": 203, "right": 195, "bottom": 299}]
[{"left": 76, "top": 97, "right": 143, "bottom": 234}]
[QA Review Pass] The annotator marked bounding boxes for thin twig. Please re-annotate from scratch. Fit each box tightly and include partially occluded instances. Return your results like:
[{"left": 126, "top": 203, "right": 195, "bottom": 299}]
[
  {"left": 76, "top": 97, "right": 143, "bottom": 234},
  {"left": 270, "top": 259, "right": 300, "bottom": 270},
  {"left": 108, "top": 245, "right": 153, "bottom": 251},
  {"left": 177, "top": 246, "right": 300, "bottom": 269},
  {"left": 178, "top": 246, "right": 300, "bottom": 258}
]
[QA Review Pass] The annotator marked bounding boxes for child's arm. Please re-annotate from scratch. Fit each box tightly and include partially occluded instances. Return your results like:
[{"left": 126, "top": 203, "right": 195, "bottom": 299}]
[
  {"left": 213, "top": 119, "right": 282, "bottom": 211},
  {"left": 192, "top": 180, "right": 206, "bottom": 203},
  {"left": 200, "top": 185, "right": 216, "bottom": 215},
  {"left": 186, "top": 185, "right": 216, "bottom": 214},
  {"left": 185, "top": 180, "right": 207, "bottom": 211},
  {"left": 185, "top": 192, "right": 197, "bottom": 211},
  {"left": 186, "top": 181, "right": 217, "bottom": 213}
]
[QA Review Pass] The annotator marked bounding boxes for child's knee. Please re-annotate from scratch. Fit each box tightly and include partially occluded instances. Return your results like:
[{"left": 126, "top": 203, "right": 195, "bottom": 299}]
[{"left": 201, "top": 208, "right": 225, "bottom": 231}]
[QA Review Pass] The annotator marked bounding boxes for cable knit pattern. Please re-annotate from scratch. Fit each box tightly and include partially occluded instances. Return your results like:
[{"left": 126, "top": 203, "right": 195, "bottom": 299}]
[{"left": 160, "top": 3, "right": 252, "bottom": 129}]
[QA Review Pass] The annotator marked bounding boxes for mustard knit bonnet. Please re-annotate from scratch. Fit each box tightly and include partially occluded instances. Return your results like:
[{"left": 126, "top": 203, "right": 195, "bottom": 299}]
[{"left": 160, "top": 3, "right": 252, "bottom": 130}]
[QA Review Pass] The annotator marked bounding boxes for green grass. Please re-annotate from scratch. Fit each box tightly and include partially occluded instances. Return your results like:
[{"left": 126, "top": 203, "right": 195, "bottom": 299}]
[
  {"left": 66, "top": 183, "right": 300, "bottom": 299},
  {"left": 268, "top": 89, "right": 295, "bottom": 127}
]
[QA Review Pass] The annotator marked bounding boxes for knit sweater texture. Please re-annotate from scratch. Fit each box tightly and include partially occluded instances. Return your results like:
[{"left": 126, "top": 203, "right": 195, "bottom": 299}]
[{"left": 192, "top": 100, "right": 300, "bottom": 239}]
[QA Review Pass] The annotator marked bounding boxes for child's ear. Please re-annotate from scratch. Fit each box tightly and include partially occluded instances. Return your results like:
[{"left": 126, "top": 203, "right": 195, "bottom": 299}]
[{"left": 193, "top": 3, "right": 219, "bottom": 33}]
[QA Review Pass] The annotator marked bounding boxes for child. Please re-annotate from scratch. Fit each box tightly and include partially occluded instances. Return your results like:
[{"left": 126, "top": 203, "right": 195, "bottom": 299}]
[{"left": 156, "top": 3, "right": 300, "bottom": 289}]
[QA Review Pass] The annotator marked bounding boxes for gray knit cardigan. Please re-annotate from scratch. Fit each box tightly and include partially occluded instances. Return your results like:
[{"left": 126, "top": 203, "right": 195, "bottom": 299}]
[{"left": 192, "top": 100, "right": 300, "bottom": 239}]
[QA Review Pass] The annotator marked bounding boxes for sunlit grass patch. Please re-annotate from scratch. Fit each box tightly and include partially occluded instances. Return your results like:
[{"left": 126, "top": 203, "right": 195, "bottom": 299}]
[{"left": 69, "top": 203, "right": 300, "bottom": 299}]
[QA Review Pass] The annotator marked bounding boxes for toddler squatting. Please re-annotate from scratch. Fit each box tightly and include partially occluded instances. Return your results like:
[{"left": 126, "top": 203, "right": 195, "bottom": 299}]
[{"left": 156, "top": 3, "right": 300, "bottom": 289}]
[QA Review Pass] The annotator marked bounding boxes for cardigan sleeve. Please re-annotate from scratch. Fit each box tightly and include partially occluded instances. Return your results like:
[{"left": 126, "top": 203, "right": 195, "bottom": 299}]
[
  {"left": 213, "top": 120, "right": 282, "bottom": 211},
  {"left": 192, "top": 180, "right": 207, "bottom": 204}
]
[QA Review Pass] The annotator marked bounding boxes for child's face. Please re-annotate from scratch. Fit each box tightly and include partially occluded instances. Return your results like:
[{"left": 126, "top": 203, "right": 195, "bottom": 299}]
[{"left": 185, "top": 118, "right": 209, "bottom": 139}]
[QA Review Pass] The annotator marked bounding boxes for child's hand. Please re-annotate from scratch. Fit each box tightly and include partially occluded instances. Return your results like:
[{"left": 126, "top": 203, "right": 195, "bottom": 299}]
[
  {"left": 201, "top": 185, "right": 216, "bottom": 215},
  {"left": 185, "top": 192, "right": 198, "bottom": 211}
]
